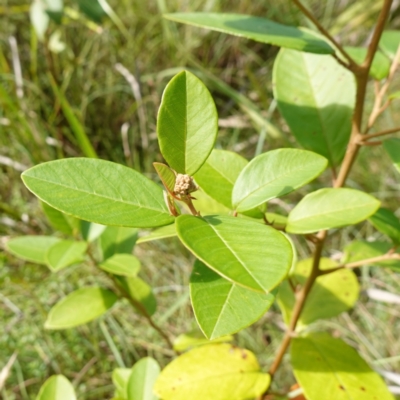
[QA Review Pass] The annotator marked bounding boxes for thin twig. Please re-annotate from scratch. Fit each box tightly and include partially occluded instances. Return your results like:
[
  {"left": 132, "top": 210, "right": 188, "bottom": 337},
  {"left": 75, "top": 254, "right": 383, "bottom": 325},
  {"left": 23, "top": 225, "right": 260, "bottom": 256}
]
[
  {"left": 361, "top": 126, "right": 400, "bottom": 141},
  {"left": 291, "top": 0, "right": 356, "bottom": 67}
]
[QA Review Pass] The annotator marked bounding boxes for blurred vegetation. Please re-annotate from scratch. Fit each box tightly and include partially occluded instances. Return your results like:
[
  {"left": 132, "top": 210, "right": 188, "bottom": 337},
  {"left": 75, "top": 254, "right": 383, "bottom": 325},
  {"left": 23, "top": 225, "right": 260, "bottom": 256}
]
[{"left": 1, "top": 0, "right": 400, "bottom": 399}]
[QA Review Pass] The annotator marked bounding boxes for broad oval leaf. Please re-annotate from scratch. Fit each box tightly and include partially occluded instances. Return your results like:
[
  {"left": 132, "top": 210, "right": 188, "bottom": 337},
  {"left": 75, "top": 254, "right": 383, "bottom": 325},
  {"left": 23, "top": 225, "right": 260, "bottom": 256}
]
[
  {"left": 278, "top": 258, "right": 359, "bottom": 326},
  {"left": 36, "top": 374, "right": 76, "bottom": 400},
  {"left": 112, "top": 368, "right": 132, "bottom": 399},
  {"left": 343, "top": 241, "right": 400, "bottom": 272},
  {"left": 154, "top": 344, "right": 270, "bottom": 400},
  {"left": 42, "top": 202, "right": 76, "bottom": 235},
  {"left": 380, "top": 30, "right": 400, "bottom": 58},
  {"left": 176, "top": 215, "right": 292, "bottom": 293},
  {"left": 273, "top": 49, "right": 355, "bottom": 166},
  {"left": 369, "top": 208, "right": 400, "bottom": 244},
  {"left": 232, "top": 149, "right": 327, "bottom": 212},
  {"left": 21, "top": 158, "right": 174, "bottom": 228},
  {"left": 80, "top": 220, "right": 106, "bottom": 242},
  {"left": 99, "top": 254, "right": 141, "bottom": 277},
  {"left": 287, "top": 188, "right": 380, "bottom": 234},
  {"left": 157, "top": 70, "right": 218, "bottom": 175},
  {"left": 164, "top": 13, "right": 334, "bottom": 55},
  {"left": 137, "top": 224, "right": 177, "bottom": 244},
  {"left": 46, "top": 240, "right": 87, "bottom": 272},
  {"left": 127, "top": 357, "right": 160, "bottom": 400},
  {"left": 194, "top": 149, "right": 247, "bottom": 209},
  {"left": 76, "top": 0, "right": 105, "bottom": 23},
  {"left": 100, "top": 226, "right": 138, "bottom": 260},
  {"left": 292, "top": 333, "right": 394, "bottom": 400},
  {"left": 345, "top": 47, "right": 390, "bottom": 80},
  {"left": 383, "top": 138, "right": 400, "bottom": 174},
  {"left": 45, "top": 287, "right": 118, "bottom": 329},
  {"left": 6, "top": 236, "right": 60, "bottom": 264},
  {"left": 116, "top": 277, "right": 157, "bottom": 316},
  {"left": 190, "top": 260, "right": 274, "bottom": 339}
]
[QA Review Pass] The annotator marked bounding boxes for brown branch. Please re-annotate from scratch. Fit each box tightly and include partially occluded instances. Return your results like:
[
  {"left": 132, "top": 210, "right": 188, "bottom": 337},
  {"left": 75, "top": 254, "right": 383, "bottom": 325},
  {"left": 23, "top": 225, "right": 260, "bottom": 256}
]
[
  {"left": 361, "top": 126, "right": 400, "bottom": 141},
  {"left": 366, "top": 43, "right": 400, "bottom": 131},
  {"left": 291, "top": 0, "right": 356, "bottom": 67},
  {"left": 318, "top": 252, "right": 400, "bottom": 276}
]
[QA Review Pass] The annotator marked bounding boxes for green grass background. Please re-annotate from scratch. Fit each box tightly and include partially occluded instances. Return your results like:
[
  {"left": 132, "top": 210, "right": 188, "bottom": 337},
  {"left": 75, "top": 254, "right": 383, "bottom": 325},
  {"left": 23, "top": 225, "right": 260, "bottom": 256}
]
[{"left": 1, "top": 0, "right": 400, "bottom": 398}]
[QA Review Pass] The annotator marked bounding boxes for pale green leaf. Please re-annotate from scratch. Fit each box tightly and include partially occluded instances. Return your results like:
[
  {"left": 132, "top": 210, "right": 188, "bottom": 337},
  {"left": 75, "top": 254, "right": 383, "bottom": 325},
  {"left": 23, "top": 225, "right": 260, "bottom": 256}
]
[
  {"left": 30, "top": 0, "right": 50, "bottom": 41},
  {"left": 388, "top": 91, "right": 400, "bottom": 100},
  {"left": 100, "top": 226, "right": 138, "bottom": 260},
  {"left": 80, "top": 220, "right": 106, "bottom": 242},
  {"left": 153, "top": 162, "right": 176, "bottom": 194},
  {"left": 343, "top": 241, "right": 400, "bottom": 271},
  {"left": 345, "top": 47, "right": 390, "bottom": 80},
  {"left": 380, "top": 30, "right": 400, "bottom": 58},
  {"left": 112, "top": 368, "right": 131, "bottom": 399},
  {"left": 194, "top": 149, "right": 248, "bottom": 209},
  {"left": 176, "top": 215, "right": 292, "bottom": 293},
  {"left": 127, "top": 358, "right": 160, "bottom": 400},
  {"left": 190, "top": 190, "right": 231, "bottom": 215},
  {"left": 154, "top": 344, "right": 270, "bottom": 400},
  {"left": 292, "top": 332, "right": 394, "bottom": 400},
  {"left": 164, "top": 13, "right": 334, "bottom": 54},
  {"left": 273, "top": 49, "right": 355, "bottom": 166},
  {"left": 99, "top": 254, "right": 140, "bottom": 277},
  {"left": 137, "top": 224, "right": 176, "bottom": 244},
  {"left": 36, "top": 375, "right": 76, "bottom": 400},
  {"left": 173, "top": 330, "right": 233, "bottom": 352},
  {"left": 6, "top": 236, "right": 60, "bottom": 264},
  {"left": 21, "top": 158, "right": 174, "bottom": 228},
  {"left": 46, "top": 240, "right": 87, "bottom": 272},
  {"left": 265, "top": 212, "right": 288, "bottom": 230},
  {"left": 116, "top": 277, "right": 157, "bottom": 316},
  {"left": 42, "top": 202, "right": 76, "bottom": 235},
  {"left": 45, "top": 0, "right": 63, "bottom": 24},
  {"left": 190, "top": 260, "right": 274, "bottom": 339},
  {"left": 45, "top": 287, "right": 118, "bottom": 329},
  {"left": 369, "top": 208, "right": 400, "bottom": 243},
  {"left": 157, "top": 70, "right": 218, "bottom": 175},
  {"left": 383, "top": 138, "right": 400, "bottom": 174},
  {"left": 287, "top": 188, "right": 380, "bottom": 234},
  {"left": 278, "top": 258, "right": 359, "bottom": 326},
  {"left": 232, "top": 149, "right": 327, "bottom": 212},
  {"left": 76, "top": 0, "right": 105, "bottom": 23}
]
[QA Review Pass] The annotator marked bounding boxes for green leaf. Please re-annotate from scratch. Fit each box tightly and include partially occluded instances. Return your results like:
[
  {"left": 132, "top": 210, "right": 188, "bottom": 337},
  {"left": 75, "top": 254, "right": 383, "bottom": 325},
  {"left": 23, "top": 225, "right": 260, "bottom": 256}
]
[
  {"left": 190, "top": 260, "right": 275, "bottom": 339},
  {"left": 291, "top": 332, "right": 394, "bottom": 400},
  {"left": 173, "top": 330, "right": 233, "bottom": 352},
  {"left": 127, "top": 358, "right": 160, "bottom": 400},
  {"left": 273, "top": 49, "right": 355, "bottom": 166},
  {"left": 137, "top": 224, "right": 176, "bottom": 244},
  {"left": 112, "top": 368, "right": 131, "bottom": 399},
  {"left": 345, "top": 47, "right": 390, "bottom": 80},
  {"left": 265, "top": 212, "right": 288, "bottom": 230},
  {"left": 388, "top": 91, "right": 400, "bottom": 100},
  {"left": 383, "top": 138, "right": 400, "bottom": 174},
  {"left": 42, "top": 202, "right": 76, "bottom": 235},
  {"left": 278, "top": 258, "right": 359, "bottom": 326},
  {"left": 164, "top": 13, "right": 334, "bottom": 55},
  {"left": 380, "top": 30, "right": 400, "bottom": 58},
  {"left": 75, "top": 0, "right": 105, "bottom": 23},
  {"left": 232, "top": 149, "right": 327, "bottom": 212},
  {"left": 287, "top": 188, "right": 380, "bottom": 234},
  {"left": 154, "top": 344, "right": 270, "bottom": 400},
  {"left": 80, "top": 220, "right": 106, "bottom": 242},
  {"left": 100, "top": 226, "right": 138, "bottom": 260},
  {"left": 343, "top": 241, "right": 400, "bottom": 271},
  {"left": 176, "top": 215, "right": 292, "bottom": 293},
  {"left": 36, "top": 375, "right": 76, "bottom": 400},
  {"left": 157, "top": 70, "right": 218, "bottom": 175},
  {"left": 45, "top": 287, "right": 118, "bottom": 329},
  {"left": 190, "top": 190, "right": 231, "bottom": 215},
  {"left": 153, "top": 162, "right": 176, "bottom": 194},
  {"left": 6, "top": 236, "right": 60, "bottom": 264},
  {"left": 194, "top": 149, "right": 248, "bottom": 209},
  {"left": 369, "top": 208, "right": 400, "bottom": 244},
  {"left": 46, "top": 240, "right": 87, "bottom": 272},
  {"left": 116, "top": 277, "right": 157, "bottom": 316},
  {"left": 22, "top": 158, "right": 174, "bottom": 228},
  {"left": 99, "top": 254, "right": 140, "bottom": 277},
  {"left": 30, "top": 0, "right": 50, "bottom": 41},
  {"left": 45, "top": 0, "right": 63, "bottom": 24}
]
